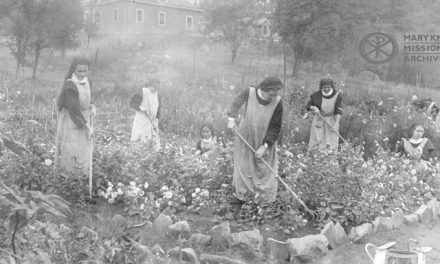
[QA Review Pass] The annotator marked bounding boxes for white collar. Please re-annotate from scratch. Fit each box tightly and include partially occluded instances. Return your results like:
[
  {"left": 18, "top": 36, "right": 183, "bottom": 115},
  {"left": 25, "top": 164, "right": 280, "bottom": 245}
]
[
  {"left": 71, "top": 74, "right": 88, "bottom": 85},
  {"left": 409, "top": 137, "right": 424, "bottom": 144},
  {"left": 202, "top": 137, "right": 213, "bottom": 143},
  {"left": 322, "top": 88, "right": 334, "bottom": 97}
]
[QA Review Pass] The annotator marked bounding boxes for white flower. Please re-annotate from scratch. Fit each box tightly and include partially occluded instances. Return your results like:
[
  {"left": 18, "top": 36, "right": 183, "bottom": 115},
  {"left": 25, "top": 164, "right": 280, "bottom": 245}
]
[
  {"left": 108, "top": 198, "right": 115, "bottom": 204},
  {"left": 163, "top": 191, "right": 173, "bottom": 199},
  {"left": 129, "top": 181, "right": 136, "bottom": 187},
  {"left": 155, "top": 200, "right": 161, "bottom": 208},
  {"left": 106, "top": 186, "right": 113, "bottom": 192},
  {"left": 138, "top": 190, "right": 145, "bottom": 197},
  {"left": 168, "top": 201, "right": 173, "bottom": 206},
  {"left": 117, "top": 183, "right": 123, "bottom": 187},
  {"left": 297, "top": 168, "right": 303, "bottom": 174},
  {"left": 103, "top": 193, "right": 109, "bottom": 199},
  {"left": 221, "top": 184, "right": 228, "bottom": 188},
  {"left": 195, "top": 188, "right": 201, "bottom": 193},
  {"left": 411, "top": 169, "right": 417, "bottom": 175},
  {"left": 378, "top": 101, "right": 383, "bottom": 106},
  {"left": 140, "top": 204, "right": 145, "bottom": 210},
  {"left": 201, "top": 190, "right": 209, "bottom": 197},
  {"left": 144, "top": 182, "right": 149, "bottom": 189},
  {"left": 44, "top": 159, "right": 52, "bottom": 166},
  {"left": 98, "top": 190, "right": 105, "bottom": 197},
  {"left": 108, "top": 182, "right": 114, "bottom": 188},
  {"left": 161, "top": 186, "right": 169, "bottom": 192},
  {"left": 191, "top": 193, "right": 196, "bottom": 198},
  {"left": 117, "top": 188, "right": 123, "bottom": 195}
]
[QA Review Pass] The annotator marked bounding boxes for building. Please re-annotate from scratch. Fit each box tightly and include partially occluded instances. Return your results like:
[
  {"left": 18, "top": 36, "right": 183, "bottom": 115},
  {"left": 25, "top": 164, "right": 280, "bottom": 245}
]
[{"left": 81, "top": 0, "right": 204, "bottom": 38}]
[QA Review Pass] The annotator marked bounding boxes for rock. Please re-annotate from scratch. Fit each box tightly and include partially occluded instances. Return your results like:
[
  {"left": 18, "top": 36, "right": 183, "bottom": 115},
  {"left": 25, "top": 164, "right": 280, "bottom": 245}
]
[
  {"left": 132, "top": 241, "right": 152, "bottom": 261},
  {"left": 375, "top": 216, "right": 394, "bottom": 232},
  {"left": 427, "top": 198, "right": 439, "bottom": 221},
  {"left": 182, "top": 248, "right": 199, "bottom": 264},
  {"left": 230, "top": 229, "right": 263, "bottom": 259},
  {"left": 391, "top": 209, "right": 404, "bottom": 228},
  {"left": 267, "top": 238, "right": 289, "bottom": 261},
  {"left": 320, "top": 222, "right": 348, "bottom": 249},
  {"left": 151, "top": 244, "right": 165, "bottom": 257},
  {"left": 199, "top": 254, "right": 245, "bottom": 264},
  {"left": 209, "top": 222, "right": 231, "bottom": 248},
  {"left": 169, "top": 221, "right": 191, "bottom": 238},
  {"left": 415, "top": 205, "right": 433, "bottom": 225},
  {"left": 286, "top": 234, "right": 329, "bottom": 263},
  {"left": 348, "top": 223, "right": 374, "bottom": 244},
  {"left": 153, "top": 214, "right": 173, "bottom": 235},
  {"left": 189, "top": 233, "right": 212, "bottom": 248},
  {"left": 403, "top": 214, "right": 419, "bottom": 225},
  {"left": 77, "top": 226, "right": 99, "bottom": 242}
]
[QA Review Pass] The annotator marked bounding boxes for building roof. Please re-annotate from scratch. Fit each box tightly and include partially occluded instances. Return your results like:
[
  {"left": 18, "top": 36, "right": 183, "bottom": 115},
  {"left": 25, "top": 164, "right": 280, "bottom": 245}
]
[{"left": 81, "top": 0, "right": 203, "bottom": 12}]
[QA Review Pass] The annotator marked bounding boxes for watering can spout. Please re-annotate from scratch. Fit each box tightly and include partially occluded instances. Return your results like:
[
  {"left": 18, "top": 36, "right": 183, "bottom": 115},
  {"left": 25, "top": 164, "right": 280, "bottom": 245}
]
[{"left": 365, "top": 242, "right": 396, "bottom": 264}]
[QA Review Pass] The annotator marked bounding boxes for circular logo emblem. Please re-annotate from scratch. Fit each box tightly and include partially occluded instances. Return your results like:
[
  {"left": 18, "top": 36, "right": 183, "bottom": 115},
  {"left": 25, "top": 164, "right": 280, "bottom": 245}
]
[{"left": 359, "top": 32, "right": 398, "bottom": 64}]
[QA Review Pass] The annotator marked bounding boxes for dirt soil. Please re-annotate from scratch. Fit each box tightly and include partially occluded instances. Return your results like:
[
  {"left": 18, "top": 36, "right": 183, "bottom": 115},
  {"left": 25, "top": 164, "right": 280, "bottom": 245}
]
[{"left": 317, "top": 222, "right": 440, "bottom": 264}]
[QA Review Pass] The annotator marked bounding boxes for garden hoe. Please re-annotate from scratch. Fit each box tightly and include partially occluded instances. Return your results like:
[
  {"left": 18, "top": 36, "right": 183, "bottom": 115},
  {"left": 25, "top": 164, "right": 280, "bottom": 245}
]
[
  {"left": 233, "top": 129, "right": 318, "bottom": 218},
  {"left": 315, "top": 111, "right": 347, "bottom": 144}
]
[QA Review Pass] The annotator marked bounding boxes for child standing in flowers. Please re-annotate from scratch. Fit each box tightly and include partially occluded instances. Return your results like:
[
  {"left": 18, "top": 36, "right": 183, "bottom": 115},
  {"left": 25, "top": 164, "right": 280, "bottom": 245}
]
[{"left": 195, "top": 123, "right": 218, "bottom": 155}]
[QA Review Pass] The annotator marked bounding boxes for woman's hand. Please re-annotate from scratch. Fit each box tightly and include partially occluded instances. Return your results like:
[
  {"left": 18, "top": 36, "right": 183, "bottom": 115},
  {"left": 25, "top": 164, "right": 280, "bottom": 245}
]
[
  {"left": 86, "top": 124, "right": 94, "bottom": 139},
  {"left": 228, "top": 118, "right": 236, "bottom": 130},
  {"left": 255, "top": 144, "right": 267, "bottom": 159},
  {"left": 90, "top": 104, "right": 97, "bottom": 117},
  {"left": 310, "top": 106, "right": 320, "bottom": 113}
]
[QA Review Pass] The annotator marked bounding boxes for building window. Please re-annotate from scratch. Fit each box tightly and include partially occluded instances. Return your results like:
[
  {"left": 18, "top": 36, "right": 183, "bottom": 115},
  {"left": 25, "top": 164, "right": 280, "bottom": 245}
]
[
  {"left": 136, "top": 9, "right": 144, "bottom": 23},
  {"left": 93, "top": 11, "right": 101, "bottom": 24},
  {"left": 262, "top": 24, "right": 269, "bottom": 36},
  {"left": 158, "top": 12, "right": 166, "bottom": 26},
  {"left": 113, "top": 8, "right": 118, "bottom": 22},
  {"left": 186, "top": 16, "right": 193, "bottom": 30}
]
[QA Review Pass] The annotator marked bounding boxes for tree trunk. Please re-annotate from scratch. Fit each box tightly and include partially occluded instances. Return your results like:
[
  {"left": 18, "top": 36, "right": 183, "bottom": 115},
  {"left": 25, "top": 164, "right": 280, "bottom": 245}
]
[
  {"left": 32, "top": 43, "right": 41, "bottom": 80},
  {"left": 231, "top": 47, "right": 238, "bottom": 63},
  {"left": 292, "top": 48, "right": 303, "bottom": 77}
]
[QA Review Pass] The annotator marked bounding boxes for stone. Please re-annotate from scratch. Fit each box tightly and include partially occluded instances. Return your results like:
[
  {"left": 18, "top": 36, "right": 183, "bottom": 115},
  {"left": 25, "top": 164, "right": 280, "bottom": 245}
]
[
  {"left": 189, "top": 233, "right": 212, "bottom": 248},
  {"left": 77, "top": 226, "right": 99, "bottom": 242},
  {"left": 153, "top": 214, "right": 173, "bottom": 235},
  {"left": 267, "top": 238, "right": 289, "bottom": 261},
  {"left": 375, "top": 216, "right": 394, "bottom": 232},
  {"left": 348, "top": 223, "right": 374, "bottom": 244},
  {"left": 286, "top": 234, "right": 329, "bottom": 263},
  {"left": 415, "top": 205, "right": 433, "bottom": 225},
  {"left": 230, "top": 229, "right": 263, "bottom": 259},
  {"left": 182, "top": 248, "right": 199, "bottom": 264},
  {"left": 426, "top": 198, "right": 439, "bottom": 221},
  {"left": 391, "top": 209, "right": 404, "bottom": 228},
  {"left": 169, "top": 221, "right": 191, "bottom": 238},
  {"left": 209, "top": 222, "right": 231, "bottom": 248},
  {"left": 320, "top": 222, "right": 348, "bottom": 249},
  {"left": 199, "top": 254, "right": 245, "bottom": 264},
  {"left": 151, "top": 244, "right": 165, "bottom": 257},
  {"left": 403, "top": 214, "right": 419, "bottom": 225}
]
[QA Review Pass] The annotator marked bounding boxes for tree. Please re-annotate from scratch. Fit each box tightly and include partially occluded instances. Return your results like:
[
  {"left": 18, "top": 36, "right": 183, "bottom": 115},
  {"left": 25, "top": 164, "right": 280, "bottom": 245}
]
[
  {"left": 0, "top": 0, "right": 84, "bottom": 79},
  {"left": 49, "top": 0, "right": 83, "bottom": 57},
  {"left": 0, "top": 0, "right": 34, "bottom": 78},
  {"left": 202, "top": 0, "right": 257, "bottom": 63}
]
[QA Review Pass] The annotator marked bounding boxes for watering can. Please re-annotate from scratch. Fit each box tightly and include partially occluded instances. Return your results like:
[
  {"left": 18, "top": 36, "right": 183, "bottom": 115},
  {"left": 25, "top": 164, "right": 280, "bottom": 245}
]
[{"left": 365, "top": 242, "right": 396, "bottom": 264}]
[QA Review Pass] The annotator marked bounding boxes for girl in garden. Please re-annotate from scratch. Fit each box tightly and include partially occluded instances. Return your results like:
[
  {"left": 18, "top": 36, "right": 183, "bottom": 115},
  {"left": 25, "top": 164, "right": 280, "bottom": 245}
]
[
  {"left": 195, "top": 123, "right": 218, "bottom": 156},
  {"left": 398, "top": 123, "right": 436, "bottom": 172},
  {"left": 306, "top": 77, "right": 342, "bottom": 152},
  {"left": 55, "top": 56, "right": 95, "bottom": 175},
  {"left": 227, "top": 76, "right": 283, "bottom": 203},
  {"left": 130, "top": 78, "right": 161, "bottom": 151}
]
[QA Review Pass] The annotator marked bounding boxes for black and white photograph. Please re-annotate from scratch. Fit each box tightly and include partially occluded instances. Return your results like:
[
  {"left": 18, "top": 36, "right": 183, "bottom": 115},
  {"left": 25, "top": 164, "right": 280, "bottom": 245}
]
[{"left": 1, "top": 0, "right": 440, "bottom": 263}]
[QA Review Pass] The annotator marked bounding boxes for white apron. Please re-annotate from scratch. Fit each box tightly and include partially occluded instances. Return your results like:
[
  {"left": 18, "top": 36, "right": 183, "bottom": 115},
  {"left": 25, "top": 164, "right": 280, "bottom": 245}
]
[{"left": 131, "top": 88, "right": 160, "bottom": 150}]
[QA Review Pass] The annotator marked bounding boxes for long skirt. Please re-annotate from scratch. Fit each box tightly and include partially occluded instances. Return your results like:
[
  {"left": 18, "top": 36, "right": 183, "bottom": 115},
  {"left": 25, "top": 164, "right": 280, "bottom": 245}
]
[{"left": 55, "top": 109, "right": 91, "bottom": 175}]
